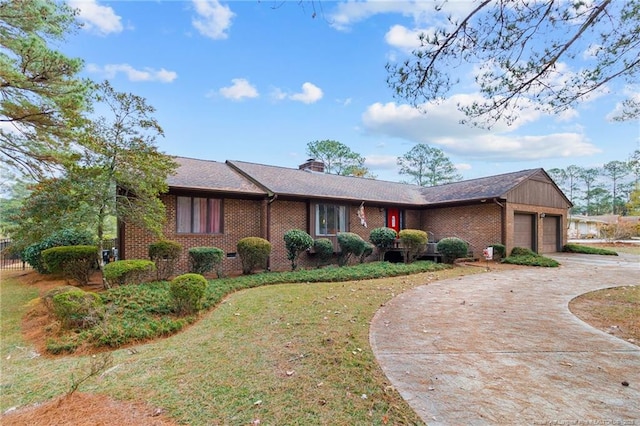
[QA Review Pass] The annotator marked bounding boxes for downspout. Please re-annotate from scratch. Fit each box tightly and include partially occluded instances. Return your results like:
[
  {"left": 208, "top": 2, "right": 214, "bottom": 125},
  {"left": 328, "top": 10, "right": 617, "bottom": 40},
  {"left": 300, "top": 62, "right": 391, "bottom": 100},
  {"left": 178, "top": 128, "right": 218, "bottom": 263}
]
[
  {"left": 493, "top": 198, "right": 506, "bottom": 246},
  {"left": 265, "top": 193, "right": 277, "bottom": 270}
]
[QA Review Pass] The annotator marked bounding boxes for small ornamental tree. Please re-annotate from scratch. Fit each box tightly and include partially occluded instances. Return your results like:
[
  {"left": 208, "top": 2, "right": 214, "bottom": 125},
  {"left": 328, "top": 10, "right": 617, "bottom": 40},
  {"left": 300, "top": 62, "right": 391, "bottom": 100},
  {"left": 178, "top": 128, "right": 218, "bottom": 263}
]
[
  {"left": 398, "top": 229, "right": 428, "bottom": 263},
  {"left": 284, "top": 229, "right": 314, "bottom": 270},
  {"left": 149, "top": 240, "right": 182, "bottom": 280},
  {"left": 237, "top": 237, "right": 271, "bottom": 274},
  {"left": 436, "top": 237, "right": 469, "bottom": 264},
  {"left": 337, "top": 232, "right": 367, "bottom": 266},
  {"left": 313, "top": 238, "right": 334, "bottom": 268},
  {"left": 369, "top": 227, "right": 398, "bottom": 261},
  {"left": 188, "top": 247, "right": 224, "bottom": 277}
]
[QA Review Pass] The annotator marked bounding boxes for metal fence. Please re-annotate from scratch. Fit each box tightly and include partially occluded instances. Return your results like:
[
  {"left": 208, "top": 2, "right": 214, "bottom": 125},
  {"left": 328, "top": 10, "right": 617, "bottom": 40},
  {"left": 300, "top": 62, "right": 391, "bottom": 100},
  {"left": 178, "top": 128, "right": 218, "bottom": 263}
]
[{"left": 0, "top": 238, "right": 30, "bottom": 271}]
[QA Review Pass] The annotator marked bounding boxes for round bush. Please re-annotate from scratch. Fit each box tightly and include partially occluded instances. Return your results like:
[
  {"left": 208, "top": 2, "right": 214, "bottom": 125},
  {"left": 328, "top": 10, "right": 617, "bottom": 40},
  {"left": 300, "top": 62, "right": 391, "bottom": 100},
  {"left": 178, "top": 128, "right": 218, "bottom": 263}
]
[
  {"left": 103, "top": 259, "right": 156, "bottom": 287},
  {"left": 284, "top": 229, "right": 314, "bottom": 270},
  {"left": 510, "top": 246, "right": 536, "bottom": 257},
  {"left": 370, "top": 227, "right": 398, "bottom": 261},
  {"left": 170, "top": 273, "right": 208, "bottom": 315},
  {"left": 436, "top": 237, "right": 469, "bottom": 264},
  {"left": 313, "top": 238, "right": 334, "bottom": 267},
  {"left": 42, "top": 245, "right": 97, "bottom": 285},
  {"left": 149, "top": 240, "right": 183, "bottom": 280},
  {"left": 237, "top": 237, "right": 272, "bottom": 274},
  {"left": 188, "top": 247, "right": 224, "bottom": 276},
  {"left": 489, "top": 244, "right": 506, "bottom": 259},
  {"left": 42, "top": 286, "right": 78, "bottom": 313},
  {"left": 399, "top": 229, "right": 428, "bottom": 263},
  {"left": 22, "top": 229, "right": 94, "bottom": 274},
  {"left": 337, "top": 232, "right": 367, "bottom": 266},
  {"left": 52, "top": 289, "right": 103, "bottom": 329}
]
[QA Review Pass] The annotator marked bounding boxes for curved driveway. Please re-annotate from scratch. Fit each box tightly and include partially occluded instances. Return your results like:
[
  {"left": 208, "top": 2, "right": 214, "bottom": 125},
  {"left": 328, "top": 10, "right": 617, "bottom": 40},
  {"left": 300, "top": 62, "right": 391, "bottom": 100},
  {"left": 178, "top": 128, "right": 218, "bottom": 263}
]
[{"left": 370, "top": 253, "right": 640, "bottom": 425}]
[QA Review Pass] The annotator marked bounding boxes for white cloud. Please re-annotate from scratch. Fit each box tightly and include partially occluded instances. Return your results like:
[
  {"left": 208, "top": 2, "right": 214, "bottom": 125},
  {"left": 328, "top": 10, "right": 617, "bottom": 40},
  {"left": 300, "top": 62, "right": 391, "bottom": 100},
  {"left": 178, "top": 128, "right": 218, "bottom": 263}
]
[
  {"left": 192, "top": 0, "right": 234, "bottom": 40},
  {"left": 289, "top": 82, "right": 324, "bottom": 104},
  {"left": 361, "top": 98, "right": 602, "bottom": 162},
  {"left": 385, "top": 25, "right": 427, "bottom": 51},
  {"left": 456, "top": 163, "right": 472, "bottom": 171},
  {"left": 87, "top": 63, "right": 177, "bottom": 83},
  {"left": 69, "top": 0, "right": 123, "bottom": 35},
  {"left": 364, "top": 154, "right": 397, "bottom": 169},
  {"left": 219, "top": 78, "right": 259, "bottom": 101}
]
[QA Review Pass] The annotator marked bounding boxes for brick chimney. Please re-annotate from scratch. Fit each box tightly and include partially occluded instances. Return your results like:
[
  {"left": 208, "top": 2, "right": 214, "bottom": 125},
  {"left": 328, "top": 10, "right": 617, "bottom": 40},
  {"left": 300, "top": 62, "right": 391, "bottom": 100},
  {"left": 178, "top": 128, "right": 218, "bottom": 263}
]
[{"left": 298, "top": 158, "right": 325, "bottom": 173}]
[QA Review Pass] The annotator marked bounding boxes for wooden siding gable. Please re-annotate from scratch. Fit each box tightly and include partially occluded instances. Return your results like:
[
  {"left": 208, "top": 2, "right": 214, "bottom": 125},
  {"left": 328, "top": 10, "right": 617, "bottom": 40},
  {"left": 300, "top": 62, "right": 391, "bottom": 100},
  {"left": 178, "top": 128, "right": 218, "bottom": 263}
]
[{"left": 504, "top": 169, "right": 572, "bottom": 209}]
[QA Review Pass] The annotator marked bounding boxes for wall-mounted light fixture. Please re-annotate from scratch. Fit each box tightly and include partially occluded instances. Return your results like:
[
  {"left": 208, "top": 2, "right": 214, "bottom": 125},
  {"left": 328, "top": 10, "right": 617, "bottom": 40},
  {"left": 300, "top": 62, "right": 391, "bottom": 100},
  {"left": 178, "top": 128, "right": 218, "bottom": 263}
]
[{"left": 539, "top": 213, "right": 546, "bottom": 218}]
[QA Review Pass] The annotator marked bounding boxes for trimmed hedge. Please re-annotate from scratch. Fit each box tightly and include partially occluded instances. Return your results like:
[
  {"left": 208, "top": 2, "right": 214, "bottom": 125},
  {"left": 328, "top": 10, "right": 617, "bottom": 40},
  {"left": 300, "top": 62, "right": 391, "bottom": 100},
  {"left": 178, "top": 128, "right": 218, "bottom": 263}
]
[
  {"left": 369, "top": 227, "right": 397, "bottom": 261},
  {"left": 284, "top": 229, "right": 314, "bottom": 270},
  {"left": 399, "top": 229, "right": 428, "bottom": 263},
  {"left": 170, "top": 273, "right": 207, "bottom": 315},
  {"left": 562, "top": 244, "right": 618, "bottom": 256},
  {"left": 103, "top": 259, "right": 156, "bottom": 287},
  {"left": 237, "top": 237, "right": 272, "bottom": 274},
  {"left": 52, "top": 289, "right": 103, "bottom": 329},
  {"left": 436, "top": 237, "right": 469, "bottom": 264},
  {"left": 149, "top": 240, "right": 183, "bottom": 280},
  {"left": 42, "top": 245, "right": 97, "bottom": 285},
  {"left": 313, "top": 238, "right": 334, "bottom": 267},
  {"left": 22, "top": 229, "right": 94, "bottom": 274},
  {"left": 189, "top": 247, "right": 225, "bottom": 276},
  {"left": 337, "top": 232, "right": 367, "bottom": 266}
]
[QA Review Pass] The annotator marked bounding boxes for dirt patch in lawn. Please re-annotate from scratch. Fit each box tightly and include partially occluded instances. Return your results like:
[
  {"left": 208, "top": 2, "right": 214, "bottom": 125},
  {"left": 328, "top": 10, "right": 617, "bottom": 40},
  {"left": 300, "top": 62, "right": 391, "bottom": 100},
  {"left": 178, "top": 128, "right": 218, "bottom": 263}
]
[{"left": 569, "top": 285, "right": 640, "bottom": 347}]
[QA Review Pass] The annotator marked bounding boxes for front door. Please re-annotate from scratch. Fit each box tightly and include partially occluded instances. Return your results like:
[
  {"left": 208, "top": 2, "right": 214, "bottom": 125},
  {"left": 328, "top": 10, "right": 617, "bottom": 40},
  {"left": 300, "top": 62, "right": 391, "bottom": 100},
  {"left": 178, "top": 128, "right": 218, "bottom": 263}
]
[{"left": 387, "top": 208, "right": 401, "bottom": 233}]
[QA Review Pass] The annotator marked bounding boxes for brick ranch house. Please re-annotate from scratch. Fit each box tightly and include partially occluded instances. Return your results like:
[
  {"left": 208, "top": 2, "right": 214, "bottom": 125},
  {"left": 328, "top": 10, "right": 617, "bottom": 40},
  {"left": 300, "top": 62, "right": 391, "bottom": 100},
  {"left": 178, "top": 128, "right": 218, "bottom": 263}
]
[{"left": 119, "top": 157, "right": 572, "bottom": 274}]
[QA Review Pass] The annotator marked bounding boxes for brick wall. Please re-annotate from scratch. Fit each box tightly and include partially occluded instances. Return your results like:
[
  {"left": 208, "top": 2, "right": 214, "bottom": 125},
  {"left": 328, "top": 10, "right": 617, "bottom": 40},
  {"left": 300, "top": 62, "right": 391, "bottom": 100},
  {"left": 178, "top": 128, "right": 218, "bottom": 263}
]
[{"left": 422, "top": 203, "right": 502, "bottom": 257}]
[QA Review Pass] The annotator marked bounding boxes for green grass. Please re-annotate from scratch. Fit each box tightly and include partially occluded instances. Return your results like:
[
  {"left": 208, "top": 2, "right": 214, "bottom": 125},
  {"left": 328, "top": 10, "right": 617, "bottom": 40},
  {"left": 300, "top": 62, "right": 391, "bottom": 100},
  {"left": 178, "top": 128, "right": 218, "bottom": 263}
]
[
  {"left": 1, "top": 261, "right": 476, "bottom": 425},
  {"left": 562, "top": 243, "right": 618, "bottom": 256}
]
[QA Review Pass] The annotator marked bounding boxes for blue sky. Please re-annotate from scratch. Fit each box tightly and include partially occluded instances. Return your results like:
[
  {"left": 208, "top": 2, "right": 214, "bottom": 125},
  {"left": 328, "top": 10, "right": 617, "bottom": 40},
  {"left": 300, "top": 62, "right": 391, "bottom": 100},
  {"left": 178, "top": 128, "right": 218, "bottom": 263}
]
[{"left": 62, "top": 0, "right": 639, "bottom": 182}]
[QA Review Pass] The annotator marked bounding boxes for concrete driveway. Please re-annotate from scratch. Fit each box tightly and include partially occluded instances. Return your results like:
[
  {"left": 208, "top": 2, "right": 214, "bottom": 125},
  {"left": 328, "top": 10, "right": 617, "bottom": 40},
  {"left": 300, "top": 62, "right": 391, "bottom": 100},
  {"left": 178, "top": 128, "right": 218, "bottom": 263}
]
[{"left": 370, "top": 253, "right": 640, "bottom": 425}]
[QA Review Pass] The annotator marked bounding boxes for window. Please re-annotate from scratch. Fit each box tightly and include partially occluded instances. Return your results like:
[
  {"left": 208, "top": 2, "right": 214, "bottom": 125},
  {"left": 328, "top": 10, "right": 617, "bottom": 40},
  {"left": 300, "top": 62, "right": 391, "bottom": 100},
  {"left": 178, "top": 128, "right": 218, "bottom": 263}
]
[
  {"left": 315, "top": 203, "right": 346, "bottom": 236},
  {"left": 177, "top": 196, "right": 222, "bottom": 234}
]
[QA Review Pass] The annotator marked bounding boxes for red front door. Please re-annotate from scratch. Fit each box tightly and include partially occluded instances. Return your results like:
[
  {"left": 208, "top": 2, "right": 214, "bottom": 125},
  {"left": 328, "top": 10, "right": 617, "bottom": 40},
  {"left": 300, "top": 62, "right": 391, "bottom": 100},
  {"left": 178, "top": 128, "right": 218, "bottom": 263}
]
[{"left": 387, "top": 208, "right": 400, "bottom": 233}]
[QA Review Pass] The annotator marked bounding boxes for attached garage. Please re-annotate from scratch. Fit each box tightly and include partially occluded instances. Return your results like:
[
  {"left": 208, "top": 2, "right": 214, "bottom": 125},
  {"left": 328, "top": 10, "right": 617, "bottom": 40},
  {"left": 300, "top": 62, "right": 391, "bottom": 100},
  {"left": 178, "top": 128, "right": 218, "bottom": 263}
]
[
  {"left": 514, "top": 213, "right": 535, "bottom": 250},
  {"left": 542, "top": 216, "right": 560, "bottom": 253}
]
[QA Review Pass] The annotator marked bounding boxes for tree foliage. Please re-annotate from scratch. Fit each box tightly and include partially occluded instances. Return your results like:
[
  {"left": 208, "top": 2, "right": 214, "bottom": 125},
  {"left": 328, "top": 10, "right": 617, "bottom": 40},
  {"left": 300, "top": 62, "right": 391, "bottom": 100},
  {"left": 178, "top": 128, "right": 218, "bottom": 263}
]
[
  {"left": 397, "top": 143, "right": 461, "bottom": 186},
  {"left": 0, "top": 0, "right": 91, "bottom": 177},
  {"left": 386, "top": 0, "right": 640, "bottom": 127},
  {"left": 305, "top": 140, "right": 373, "bottom": 177}
]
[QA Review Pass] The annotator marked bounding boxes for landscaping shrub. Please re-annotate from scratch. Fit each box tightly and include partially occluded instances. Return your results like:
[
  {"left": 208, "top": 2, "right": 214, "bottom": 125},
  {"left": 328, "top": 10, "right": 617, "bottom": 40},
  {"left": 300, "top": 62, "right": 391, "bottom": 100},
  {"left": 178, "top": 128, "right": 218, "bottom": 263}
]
[
  {"left": 22, "top": 229, "right": 94, "bottom": 274},
  {"left": 562, "top": 244, "right": 618, "bottom": 256},
  {"left": 170, "top": 273, "right": 207, "bottom": 315},
  {"left": 313, "top": 238, "right": 334, "bottom": 267},
  {"left": 188, "top": 247, "right": 225, "bottom": 276},
  {"left": 52, "top": 289, "right": 103, "bottom": 329},
  {"left": 337, "top": 232, "right": 367, "bottom": 266},
  {"left": 503, "top": 253, "right": 560, "bottom": 267},
  {"left": 360, "top": 242, "right": 374, "bottom": 263},
  {"left": 489, "top": 243, "right": 506, "bottom": 259},
  {"left": 284, "top": 229, "right": 314, "bottom": 270},
  {"left": 436, "top": 237, "right": 469, "bottom": 264},
  {"left": 42, "top": 286, "right": 77, "bottom": 313},
  {"left": 42, "top": 245, "right": 98, "bottom": 285},
  {"left": 149, "top": 240, "right": 183, "bottom": 280},
  {"left": 103, "top": 259, "right": 156, "bottom": 287},
  {"left": 369, "top": 227, "right": 397, "bottom": 260},
  {"left": 237, "top": 237, "right": 271, "bottom": 274},
  {"left": 399, "top": 229, "right": 428, "bottom": 263},
  {"left": 510, "top": 246, "right": 536, "bottom": 257}
]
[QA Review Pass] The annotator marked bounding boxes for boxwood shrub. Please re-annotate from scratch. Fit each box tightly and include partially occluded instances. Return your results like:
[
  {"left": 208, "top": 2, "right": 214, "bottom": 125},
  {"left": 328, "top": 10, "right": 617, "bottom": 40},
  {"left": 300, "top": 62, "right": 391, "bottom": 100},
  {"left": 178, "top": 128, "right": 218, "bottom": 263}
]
[
  {"left": 188, "top": 247, "right": 225, "bottom": 276},
  {"left": 284, "top": 229, "right": 314, "bottom": 270},
  {"left": 42, "top": 245, "right": 97, "bottom": 285},
  {"left": 369, "top": 227, "right": 397, "bottom": 260},
  {"left": 52, "top": 289, "right": 103, "bottom": 329},
  {"left": 237, "top": 237, "right": 272, "bottom": 274},
  {"left": 170, "top": 273, "right": 208, "bottom": 315},
  {"left": 436, "top": 237, "right": 469, "bottom": 264},
  {"left": 313, "top": 238, "right": 334, "bottom": 267},
  {"left": 103, "top": 259, "right": 156, "bottom": 287},
  {"left": 337, "top": 232, "right": 367, "bottom": 266},
  {"left": 399, "top": 229, "right": 428, "bottom": 263},
  {"left": 149, "top": 240, "right": 183, "bottom": 280}
]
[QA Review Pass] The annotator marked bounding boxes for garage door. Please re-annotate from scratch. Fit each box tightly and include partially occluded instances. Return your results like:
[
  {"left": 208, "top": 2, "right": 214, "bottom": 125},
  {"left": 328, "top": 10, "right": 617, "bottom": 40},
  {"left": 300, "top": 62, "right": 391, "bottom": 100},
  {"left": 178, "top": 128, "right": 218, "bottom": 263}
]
[
  {"left": 542, "top": 216, "right": 559, "bottom": 253},
  {"left": 514, "top": 213, "right": 534, "bottom": 250}
]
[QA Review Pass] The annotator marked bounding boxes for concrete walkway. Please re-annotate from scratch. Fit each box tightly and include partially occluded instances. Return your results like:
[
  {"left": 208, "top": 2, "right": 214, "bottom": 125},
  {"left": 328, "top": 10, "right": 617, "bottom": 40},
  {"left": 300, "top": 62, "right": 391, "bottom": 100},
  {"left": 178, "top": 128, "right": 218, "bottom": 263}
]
[{"left": 370, "top": 253, "right": 640, "bottom": 425}]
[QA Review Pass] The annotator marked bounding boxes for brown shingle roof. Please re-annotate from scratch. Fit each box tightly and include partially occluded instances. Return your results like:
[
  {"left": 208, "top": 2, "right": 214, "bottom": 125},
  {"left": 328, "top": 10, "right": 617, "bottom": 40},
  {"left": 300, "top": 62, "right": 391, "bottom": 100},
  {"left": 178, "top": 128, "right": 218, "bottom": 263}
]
[
  {"left": 168, "top": 157, "right": 552, "bottom": 207},
  {"left": 168, "top": 157, "right": 266, "bottom": 195}
]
